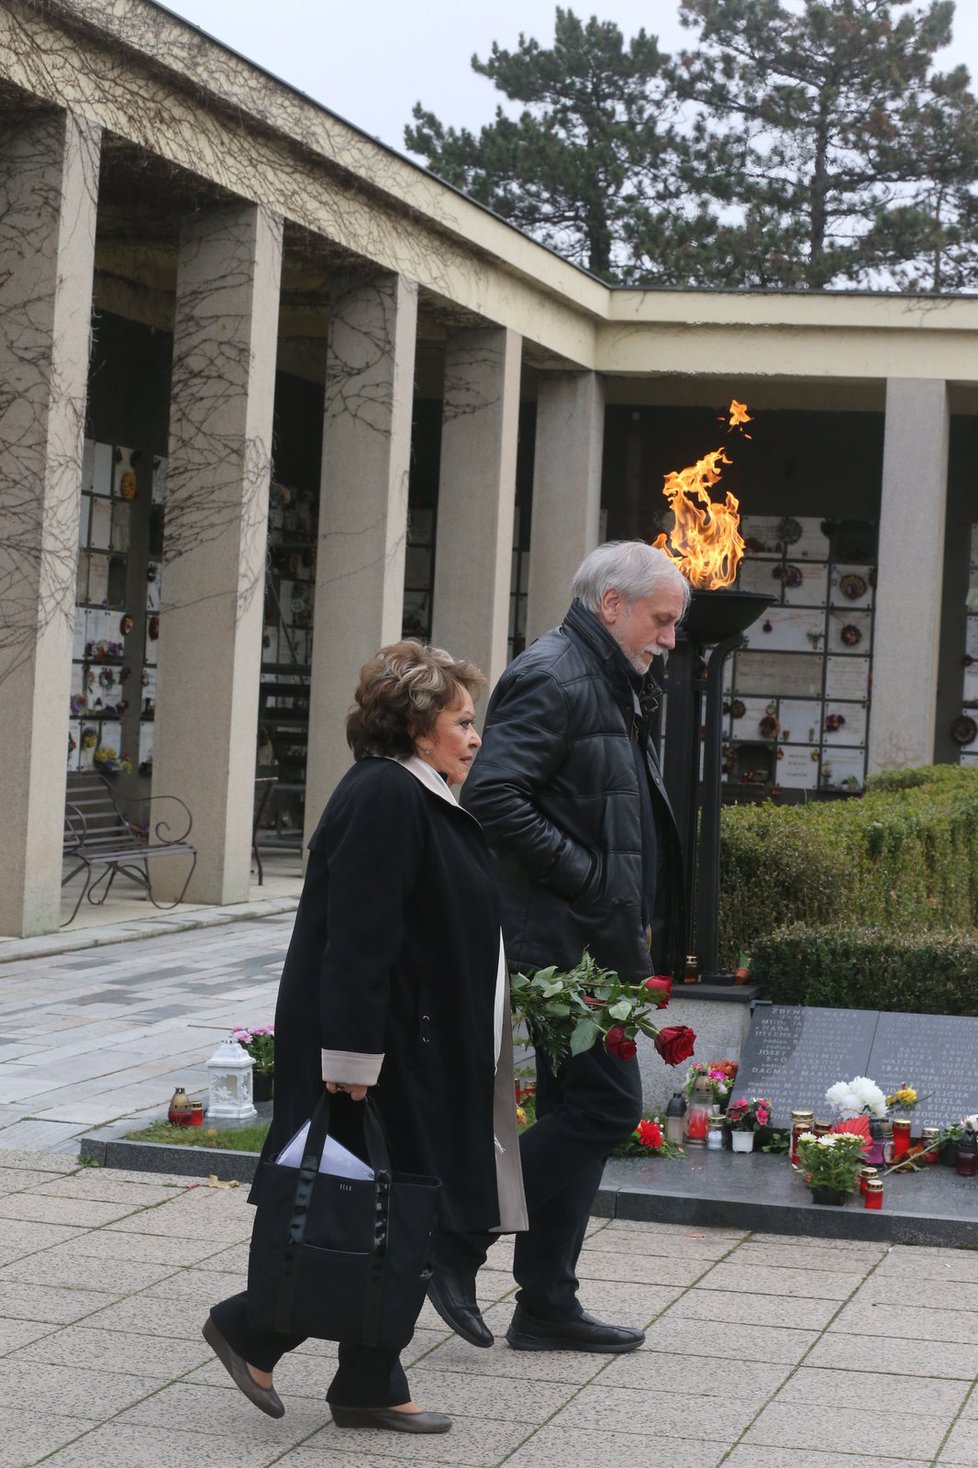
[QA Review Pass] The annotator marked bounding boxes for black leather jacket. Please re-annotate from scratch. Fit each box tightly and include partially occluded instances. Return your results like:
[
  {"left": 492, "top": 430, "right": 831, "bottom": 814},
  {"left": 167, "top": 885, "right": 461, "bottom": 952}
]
[{"left": 461, "top": 601, "right": 686, "bottom": 982}]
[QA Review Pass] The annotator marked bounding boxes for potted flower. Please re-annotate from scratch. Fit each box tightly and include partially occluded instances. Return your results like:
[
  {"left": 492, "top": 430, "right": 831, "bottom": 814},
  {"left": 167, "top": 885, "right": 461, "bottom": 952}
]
[
  {"left": 725, "top": 1097, "right": 772, "bottom": 1153},
  {"left": 796, "top": 1130, "right": 866, "bottom": 1205},
  {"left": 232, "top": 1024, "right": 274, "bottom": 1102}
]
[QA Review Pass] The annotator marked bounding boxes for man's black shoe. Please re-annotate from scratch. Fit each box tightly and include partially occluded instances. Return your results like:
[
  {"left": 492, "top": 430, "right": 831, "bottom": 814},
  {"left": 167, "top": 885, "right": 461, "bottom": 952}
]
[
  {"left": 506, "top": 1305, "right": 645, "bottom": 1353},
  {"left": 426, "top": 1266, "right": 493, "bottom": 1348}
]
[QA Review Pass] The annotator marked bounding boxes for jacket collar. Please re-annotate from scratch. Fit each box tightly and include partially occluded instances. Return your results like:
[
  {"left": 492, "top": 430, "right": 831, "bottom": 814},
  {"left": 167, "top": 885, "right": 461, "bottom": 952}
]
[{"left": 562, "top": 599, "right": 662, "bottom": 711}]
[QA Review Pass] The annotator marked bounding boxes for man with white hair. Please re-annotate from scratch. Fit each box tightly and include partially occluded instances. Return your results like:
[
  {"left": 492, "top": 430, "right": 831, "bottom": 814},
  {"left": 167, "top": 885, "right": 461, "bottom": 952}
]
[{"left": 428, "top": 541, "right": 689, "bottom": 1354}]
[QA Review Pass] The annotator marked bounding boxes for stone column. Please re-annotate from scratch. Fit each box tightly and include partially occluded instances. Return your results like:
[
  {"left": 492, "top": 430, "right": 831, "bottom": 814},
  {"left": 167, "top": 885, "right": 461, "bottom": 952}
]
[
  {"left": 304, "top": 273, "right": 418, "bottom": 836},
  {"left": 525, "top": 372, "right": 605, "bottom": 643},
  {"left": 0, "top": 112, "right": 100, "bottom": 937},
  {"left": 430, "top": 327, "right": 521, "bottom": 689},
  {"left": 868, "top": 378, "right": 949, "bottom": 772},
  {"left": 152, "top": 204, "right": 283, "bottom": 902}
]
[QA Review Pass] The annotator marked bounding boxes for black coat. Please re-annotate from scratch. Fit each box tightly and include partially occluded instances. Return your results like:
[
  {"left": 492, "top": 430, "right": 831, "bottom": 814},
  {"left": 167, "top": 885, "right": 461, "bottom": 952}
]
[
  {"left": 256, "top": 757, "right": 504, "bottom": 1235},
  {"left": 461, "top": 601, "right": 686, "bottom": 983}
]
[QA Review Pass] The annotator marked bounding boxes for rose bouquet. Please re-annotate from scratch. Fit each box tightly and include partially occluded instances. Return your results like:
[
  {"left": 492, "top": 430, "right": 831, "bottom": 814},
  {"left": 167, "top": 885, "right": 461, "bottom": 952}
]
[
  {"left": 725, "top": 1097, "right": 772, "bottom": 1132},
  {"left": 510, "top": 949, "right": 695, "bottom": 1069},
  {"left": 232, "top": 1024, "right": 275, "bottom": 1077}
]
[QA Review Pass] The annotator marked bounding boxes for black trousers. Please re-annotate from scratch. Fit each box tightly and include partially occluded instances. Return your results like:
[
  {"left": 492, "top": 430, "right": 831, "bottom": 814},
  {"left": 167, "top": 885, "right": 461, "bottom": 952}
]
[
  {"left": 209, "top": 1292, "right": 409, "bottom": 1407},
  {"left": 438, "top": 1040, "right": 643, "bottom": 1319}
]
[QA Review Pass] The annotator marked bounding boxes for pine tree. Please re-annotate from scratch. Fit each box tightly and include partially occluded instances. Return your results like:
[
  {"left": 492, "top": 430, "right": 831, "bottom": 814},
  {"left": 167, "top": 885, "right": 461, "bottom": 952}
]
[
  {"left": 404, "top": 8, "right": 680, "bottom": 279},
  {"left": 642, "top": 0, "right": 964, "bottom": 289},
  {"left": 861, "top": 66, "right": 978, "bottom": 290}
]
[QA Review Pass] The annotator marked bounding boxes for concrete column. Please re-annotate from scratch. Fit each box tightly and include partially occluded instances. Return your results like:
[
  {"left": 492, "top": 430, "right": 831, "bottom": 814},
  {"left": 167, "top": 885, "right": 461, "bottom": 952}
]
[
  {"left": 430, "top": 327, "right": 521, "bottom": 689},
  {"left": 868, "top": 378, "right": 949, "bottom": 772},
  {"left": 525, "top": 372, "right": 605, "bottom": 643},
  {"left": 152, "top": 204, "right": 283, "bottom": 902},
  {"left": 0, "top": 111, "right": 100, "bottom": 937},
  {"left": 304, "top": 273, "right": 418, "bottom": 835}
]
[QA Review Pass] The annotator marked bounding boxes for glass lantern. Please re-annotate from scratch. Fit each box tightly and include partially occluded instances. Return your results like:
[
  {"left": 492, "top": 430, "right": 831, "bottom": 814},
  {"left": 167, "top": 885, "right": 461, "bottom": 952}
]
[{"left": 206, "top": 1038, "right": 257, "bottom": 1122}]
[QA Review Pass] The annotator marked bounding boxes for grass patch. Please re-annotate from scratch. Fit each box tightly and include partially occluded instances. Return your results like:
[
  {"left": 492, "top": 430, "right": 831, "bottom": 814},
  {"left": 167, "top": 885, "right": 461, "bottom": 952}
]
[{"left": 126, "top": 1119, "right": 270, "bottom": 1152}]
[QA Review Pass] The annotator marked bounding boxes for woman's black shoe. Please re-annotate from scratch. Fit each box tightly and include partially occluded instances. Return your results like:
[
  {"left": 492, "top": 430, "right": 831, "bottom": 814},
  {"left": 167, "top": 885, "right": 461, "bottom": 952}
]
[
  {"left": 330, "top": 1405, "right": 452, "bottom": 1433},
  {"left": 202, "top": 1316, "right": 285, "bottom": 1418}
]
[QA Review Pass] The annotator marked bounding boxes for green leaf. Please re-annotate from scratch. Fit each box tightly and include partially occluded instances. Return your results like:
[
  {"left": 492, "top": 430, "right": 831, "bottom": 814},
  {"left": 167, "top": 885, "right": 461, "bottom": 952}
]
[
  {"left": 608, "top": 1000, "right": 632, "bottom": 1021},
  {"left": 544, "top": 1002, "right": 572, "bottom": 1017},
  {"left": 570, "top": 1018, "right": 601, "bottom": 1056}
]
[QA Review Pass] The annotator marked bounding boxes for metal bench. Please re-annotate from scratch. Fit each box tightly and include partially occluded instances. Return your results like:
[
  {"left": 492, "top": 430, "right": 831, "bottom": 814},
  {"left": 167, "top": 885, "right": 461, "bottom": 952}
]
[{"left": 62, "top": 770, "right": 197, "bottom": 926}]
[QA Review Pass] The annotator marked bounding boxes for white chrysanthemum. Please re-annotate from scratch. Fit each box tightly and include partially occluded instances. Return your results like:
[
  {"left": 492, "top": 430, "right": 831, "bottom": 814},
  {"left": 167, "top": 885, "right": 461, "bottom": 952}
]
[
  {"left": 825, "top": 1082, "right": 852, "bottom": 1110},
  {"left": 816, "top": 1134, "right": 839, "bottom": 1147},
  {"left": 797, "top": 1132, "right": 818, "bottom": 1145}
]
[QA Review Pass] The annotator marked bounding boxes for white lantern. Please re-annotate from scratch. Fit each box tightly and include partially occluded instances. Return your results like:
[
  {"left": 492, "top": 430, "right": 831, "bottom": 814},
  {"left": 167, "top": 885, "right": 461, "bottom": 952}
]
[{"left": 206, "top": 1038, "right": 257, "bottom": 1122}]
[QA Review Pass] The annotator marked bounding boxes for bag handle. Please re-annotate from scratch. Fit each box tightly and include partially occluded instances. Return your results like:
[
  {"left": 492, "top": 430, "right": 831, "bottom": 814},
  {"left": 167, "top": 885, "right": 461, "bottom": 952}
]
[{"left": 299, "top": 1089, "right": 392, "bottom": 1181}]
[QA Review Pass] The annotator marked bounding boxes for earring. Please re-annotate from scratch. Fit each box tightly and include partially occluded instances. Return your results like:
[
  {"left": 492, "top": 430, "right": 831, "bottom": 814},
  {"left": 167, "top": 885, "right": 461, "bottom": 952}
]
[{"left": 420, "top": 745, "right": 432, "bottom": 755}]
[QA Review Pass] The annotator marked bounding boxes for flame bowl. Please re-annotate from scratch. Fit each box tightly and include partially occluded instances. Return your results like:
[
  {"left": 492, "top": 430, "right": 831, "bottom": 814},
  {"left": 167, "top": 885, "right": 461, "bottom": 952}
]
[{"left": 682, "top": 589, "right": 776, "bottom": 648}]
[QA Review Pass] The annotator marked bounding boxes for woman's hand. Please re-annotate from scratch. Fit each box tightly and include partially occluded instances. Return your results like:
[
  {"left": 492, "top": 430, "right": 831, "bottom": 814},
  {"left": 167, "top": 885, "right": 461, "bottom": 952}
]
[{"left": 324, "top": 1081, "right": 368, "bottom": 1102}]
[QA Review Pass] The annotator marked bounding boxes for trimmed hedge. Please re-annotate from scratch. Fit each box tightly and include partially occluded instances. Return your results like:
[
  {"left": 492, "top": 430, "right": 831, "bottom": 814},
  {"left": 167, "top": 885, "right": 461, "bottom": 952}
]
[
  {"left": 718, "top": 765, "right": 978, "bottom": 984},
  {"left": 749, "top": 925, "right": 978, "bottom": 1015}
]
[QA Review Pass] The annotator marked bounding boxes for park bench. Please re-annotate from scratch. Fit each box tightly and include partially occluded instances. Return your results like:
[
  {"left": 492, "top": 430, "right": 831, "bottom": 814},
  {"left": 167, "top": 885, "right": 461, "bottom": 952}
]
[{"left": 62, "top": 770, "right": 197, "bottom": 926}]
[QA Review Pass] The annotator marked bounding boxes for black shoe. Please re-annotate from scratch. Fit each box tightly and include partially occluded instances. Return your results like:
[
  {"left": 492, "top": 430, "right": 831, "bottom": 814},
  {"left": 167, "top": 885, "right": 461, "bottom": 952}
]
[
  {"left": 505, "top": 1305, "right": 645, "bottom": 1353},
  {"left": 330, "top": 1405, "right": 452, "bottom": 1434},
  {"left": 202, "top": 1315, "right": 285, "bottom": 1417},
  {"left": 426, "top": 1265, "right": 493, "bottom": 1348}
]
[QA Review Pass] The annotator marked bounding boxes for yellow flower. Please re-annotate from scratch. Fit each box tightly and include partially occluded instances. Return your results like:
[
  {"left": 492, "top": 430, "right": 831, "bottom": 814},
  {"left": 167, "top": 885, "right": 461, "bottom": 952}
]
[{"left": 516, "top": 1106, "right": 527, "bottom": 1126}]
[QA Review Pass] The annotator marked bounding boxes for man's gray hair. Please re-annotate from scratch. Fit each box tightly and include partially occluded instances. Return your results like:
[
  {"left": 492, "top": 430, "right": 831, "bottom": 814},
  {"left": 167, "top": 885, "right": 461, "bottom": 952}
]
[{"left": 571, "top": 541, "right": 691, "bottom": 615}]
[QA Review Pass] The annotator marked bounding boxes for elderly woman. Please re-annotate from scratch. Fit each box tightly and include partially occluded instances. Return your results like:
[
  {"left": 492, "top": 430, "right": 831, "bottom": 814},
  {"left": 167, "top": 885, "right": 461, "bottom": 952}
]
[{"left": 203, "top": 641, "right": 526, "bottom": 1435}]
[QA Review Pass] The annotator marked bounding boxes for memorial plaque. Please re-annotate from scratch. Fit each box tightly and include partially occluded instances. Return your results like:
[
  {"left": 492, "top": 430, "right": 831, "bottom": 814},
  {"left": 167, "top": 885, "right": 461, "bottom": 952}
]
[
  {"left": 868, "top": 1013, "right": 978, "bottom": 1128},
  {"left": 737, "top": 556, "right": 780, "bottom": 596},
  {"left": 823, "top": 704, "right": 867, "bottom": 744},
  {"left": 829, "top": 564, "right": 874, "bottom": 609},
  {"left": 735, "top": 1004, "right": 978, "bottom": 1129},
  {"left": 784, "top": 564, "right": 829, "bottom": 608},
  {"left": 757, "top": 606, "right": 825, "bottom": 653},
  {"left": 825, "top": 656, "right": 869, "bottom": 701},
  {"left": 779, "top": 745, "right": 819, "bottom": 789},
  {"left": 734, "top": 651, "right": 824, "bottom": 700},
  {"left": 732, "top": 1005, "right": 878, "bottom": 1125}
]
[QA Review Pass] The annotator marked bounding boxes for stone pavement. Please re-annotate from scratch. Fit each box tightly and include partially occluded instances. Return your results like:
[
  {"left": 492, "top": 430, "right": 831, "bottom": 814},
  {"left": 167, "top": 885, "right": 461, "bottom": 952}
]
[
  {"left": 0, "top": 909, "right": 295, "bottom": 1152},
  {"left": 1, "top": 1149, "right": 978, "bottom": 1468}
]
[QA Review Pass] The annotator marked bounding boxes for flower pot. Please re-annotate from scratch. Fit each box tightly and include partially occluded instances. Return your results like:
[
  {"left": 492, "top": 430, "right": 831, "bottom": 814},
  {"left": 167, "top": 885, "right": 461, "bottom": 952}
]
[
  {"left": 730, "top": 1129, "right": 755, "bottom": 1153},
  {"left": 810, "top": 1185, "right": 848, "bottom": 1206},
  {"left": 940, "top": 1140, "right": 960, "bottom": 1168},
  {"left": 253, "top": 1072, "right": 274, "bottom": 1105}
]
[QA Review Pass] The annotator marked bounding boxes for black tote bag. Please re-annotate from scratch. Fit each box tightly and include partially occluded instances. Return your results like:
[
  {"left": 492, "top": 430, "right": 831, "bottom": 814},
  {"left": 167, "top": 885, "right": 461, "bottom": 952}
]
[{"left": 247, "top": 1092, "right": 440, "bottom": 1347}]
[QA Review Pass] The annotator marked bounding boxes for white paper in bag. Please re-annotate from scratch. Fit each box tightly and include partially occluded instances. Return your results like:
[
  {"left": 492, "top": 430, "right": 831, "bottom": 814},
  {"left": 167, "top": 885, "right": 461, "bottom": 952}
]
[{"left": 276, "top": 1122, "right": 374, "bottom": 1180}]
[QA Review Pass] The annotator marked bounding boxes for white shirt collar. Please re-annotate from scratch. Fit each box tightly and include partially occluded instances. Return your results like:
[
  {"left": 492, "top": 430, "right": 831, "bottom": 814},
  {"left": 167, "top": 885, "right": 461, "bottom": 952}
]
[{"left": 390, "top": 754, "right": 459, "bottom": 808}]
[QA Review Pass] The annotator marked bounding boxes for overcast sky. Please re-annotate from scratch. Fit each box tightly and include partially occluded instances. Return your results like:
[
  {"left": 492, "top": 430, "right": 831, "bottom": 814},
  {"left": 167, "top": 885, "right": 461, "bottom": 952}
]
[{"left": 159, "top": 0, "right": 978, "bottom": 156}]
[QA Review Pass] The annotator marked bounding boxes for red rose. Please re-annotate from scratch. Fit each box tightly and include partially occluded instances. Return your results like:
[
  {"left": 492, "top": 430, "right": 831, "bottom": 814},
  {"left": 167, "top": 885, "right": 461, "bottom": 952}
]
[
  {"left": 604, "top": 1025, "right": 638, "bottom": 1060},
  {"left": 653, "top": 1025, "right": 696, "bottom": 1066},
  {"left": 644, "top": 975, "right": 672, "bottom": 1008}
]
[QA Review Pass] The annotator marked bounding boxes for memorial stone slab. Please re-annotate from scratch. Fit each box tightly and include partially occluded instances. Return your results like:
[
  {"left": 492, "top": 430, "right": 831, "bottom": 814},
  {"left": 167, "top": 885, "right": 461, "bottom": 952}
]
[
  {"left": 867, "top": 1012, "right": 978, "bottom": 1129},
  {"left": 732, "top": 1004, "right": 878, "bottom": 1124},
  {"left": 734, "top": 1003, "right": 978, "bottom": 1128}
]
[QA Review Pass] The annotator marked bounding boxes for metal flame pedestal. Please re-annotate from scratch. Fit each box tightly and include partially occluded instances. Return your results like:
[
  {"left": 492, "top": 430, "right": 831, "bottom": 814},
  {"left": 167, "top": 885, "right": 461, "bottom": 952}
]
[{"left": 661, "top": 589, "right": 775, "bottom": 980}]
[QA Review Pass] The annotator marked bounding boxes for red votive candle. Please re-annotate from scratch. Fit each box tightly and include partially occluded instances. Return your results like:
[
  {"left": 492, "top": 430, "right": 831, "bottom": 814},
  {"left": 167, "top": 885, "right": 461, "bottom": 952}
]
[
  {"left": 864, "top": 1179, "right": 884, "bottom": 1209},
  {"left": 891, "top": 1119, "right": 911, "bottom": 1159}
]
